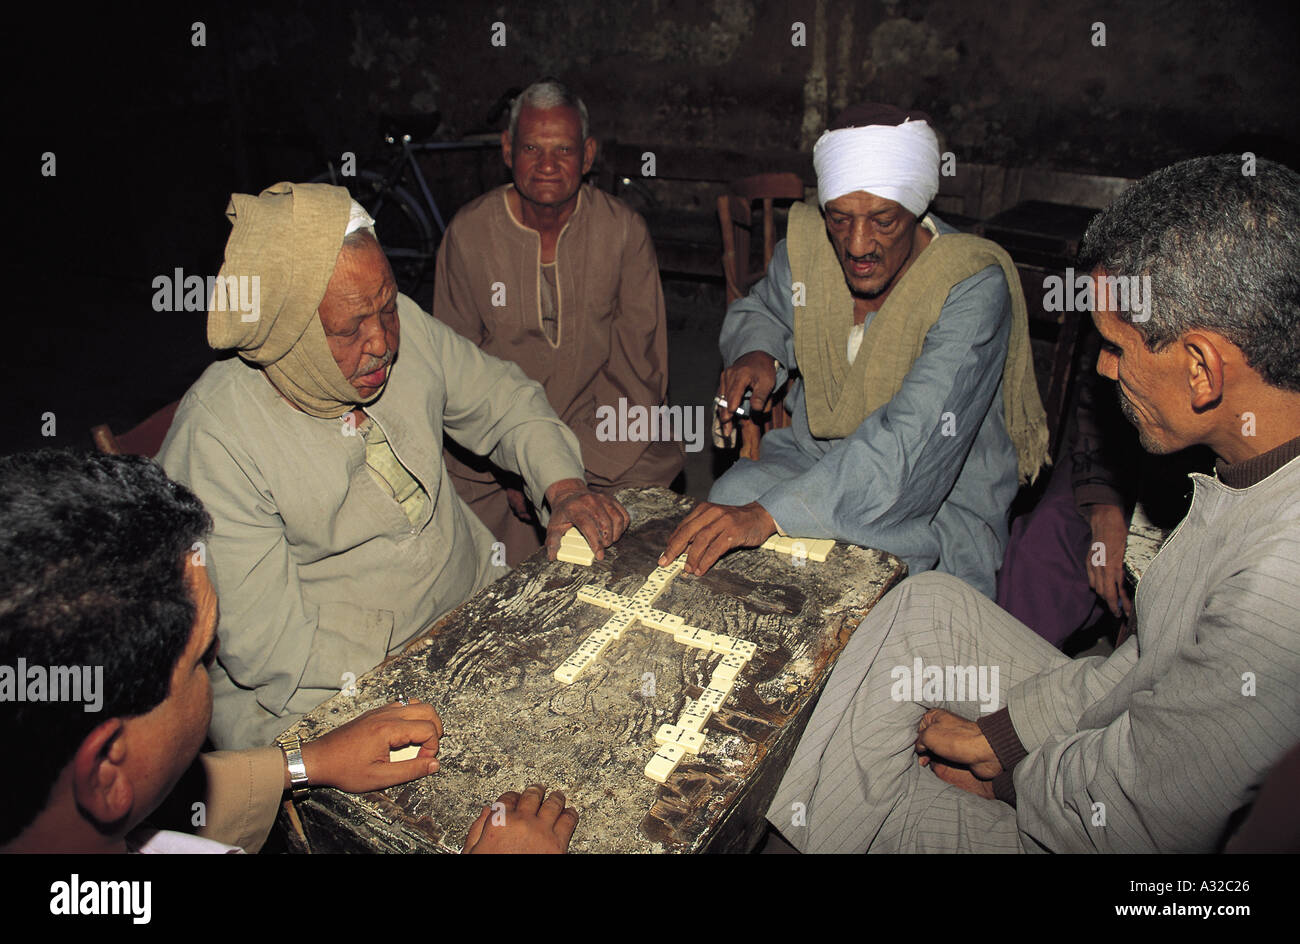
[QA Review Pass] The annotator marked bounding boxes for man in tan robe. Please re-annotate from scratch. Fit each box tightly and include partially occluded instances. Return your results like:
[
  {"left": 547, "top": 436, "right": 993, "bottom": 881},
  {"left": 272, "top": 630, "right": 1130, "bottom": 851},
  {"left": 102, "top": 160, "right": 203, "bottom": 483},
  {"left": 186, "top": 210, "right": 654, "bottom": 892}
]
[
  {"left": 158, "top": 181, "right": 627, "bottom": 749},
  {"left": 434, "top": 79, "right": 683, "bottom": 565}
]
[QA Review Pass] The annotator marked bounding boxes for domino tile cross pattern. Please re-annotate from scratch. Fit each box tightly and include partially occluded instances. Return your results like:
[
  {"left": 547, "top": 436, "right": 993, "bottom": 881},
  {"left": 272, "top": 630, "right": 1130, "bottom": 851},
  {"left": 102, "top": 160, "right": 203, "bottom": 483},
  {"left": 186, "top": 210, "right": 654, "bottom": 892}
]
[{"left": 554, "top": 553, "right": 758, "bottom": 784}]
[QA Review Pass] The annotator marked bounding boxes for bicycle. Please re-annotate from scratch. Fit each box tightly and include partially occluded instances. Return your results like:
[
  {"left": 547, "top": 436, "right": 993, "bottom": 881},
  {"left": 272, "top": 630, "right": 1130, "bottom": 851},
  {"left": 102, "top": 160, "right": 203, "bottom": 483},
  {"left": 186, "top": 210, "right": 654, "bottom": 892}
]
[{"left": 313, "top": 110, "right": 501, "bottom": 294}]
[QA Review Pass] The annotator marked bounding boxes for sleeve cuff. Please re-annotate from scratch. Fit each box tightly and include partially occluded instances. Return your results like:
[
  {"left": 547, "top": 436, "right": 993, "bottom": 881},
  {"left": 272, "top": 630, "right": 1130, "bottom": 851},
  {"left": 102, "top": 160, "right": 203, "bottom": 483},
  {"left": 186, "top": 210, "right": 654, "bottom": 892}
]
[
  {"left": 1074, "top": 484, "right": 1124, "bottom": 513},
  {"left": 521, "top": 440, "right": 586, "bottom": 525},
  {"left": 977, "top": 708, "right": 1029, "bottom": 806},
  {"left": 196, "top": 747, "right": 286, "bottom": 853}
]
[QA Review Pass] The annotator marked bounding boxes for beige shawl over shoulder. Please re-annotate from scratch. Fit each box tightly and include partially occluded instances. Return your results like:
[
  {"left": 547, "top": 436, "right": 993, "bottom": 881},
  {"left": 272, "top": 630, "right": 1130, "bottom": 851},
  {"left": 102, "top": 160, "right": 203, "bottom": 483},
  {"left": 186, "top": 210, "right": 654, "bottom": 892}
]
[{"left": 787, "top": 201, "right": 1048, "bottom": 483}]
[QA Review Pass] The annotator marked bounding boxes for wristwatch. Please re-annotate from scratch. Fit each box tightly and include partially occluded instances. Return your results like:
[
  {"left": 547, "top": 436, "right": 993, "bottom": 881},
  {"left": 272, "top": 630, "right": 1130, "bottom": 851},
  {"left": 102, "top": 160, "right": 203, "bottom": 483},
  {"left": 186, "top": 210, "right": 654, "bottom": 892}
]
[{"left": 279, "top": 735, "right": 310, "bottom": 800}]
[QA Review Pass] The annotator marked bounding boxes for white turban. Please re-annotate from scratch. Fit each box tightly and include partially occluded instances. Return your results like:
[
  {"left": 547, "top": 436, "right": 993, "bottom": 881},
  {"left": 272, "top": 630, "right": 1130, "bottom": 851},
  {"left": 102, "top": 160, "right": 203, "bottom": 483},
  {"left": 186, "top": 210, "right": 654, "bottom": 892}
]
[
  {"left": 345, "top": 200, "right": 376, "bottom": 237},
  {"left": 812, "top": 119, "right": 940, "bottom": 215}
]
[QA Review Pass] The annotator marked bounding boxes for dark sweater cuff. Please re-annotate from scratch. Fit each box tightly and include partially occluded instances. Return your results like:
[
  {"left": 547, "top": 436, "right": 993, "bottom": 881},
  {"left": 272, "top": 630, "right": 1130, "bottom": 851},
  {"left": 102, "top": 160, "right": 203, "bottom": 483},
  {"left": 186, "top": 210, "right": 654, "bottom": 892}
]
[
  {"left": 977, "top": 708, "right": 1029, "bottom": 806},
  {"left": 1074, "top": 484, "right": 1124, "bottom": 514}
]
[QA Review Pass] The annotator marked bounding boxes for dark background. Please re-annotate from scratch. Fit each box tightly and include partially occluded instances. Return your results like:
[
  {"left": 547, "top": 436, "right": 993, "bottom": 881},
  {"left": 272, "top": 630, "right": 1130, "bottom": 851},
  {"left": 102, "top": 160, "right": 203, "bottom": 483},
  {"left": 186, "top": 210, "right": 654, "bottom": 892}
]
[{"left": 9, "top": 0, "right": 1300, "bottom": 458}]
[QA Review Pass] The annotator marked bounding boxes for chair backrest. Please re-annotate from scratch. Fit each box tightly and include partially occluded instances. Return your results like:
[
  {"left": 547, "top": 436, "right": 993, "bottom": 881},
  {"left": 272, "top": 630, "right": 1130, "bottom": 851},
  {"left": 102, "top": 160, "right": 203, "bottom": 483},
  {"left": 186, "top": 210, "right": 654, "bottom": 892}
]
[
  {"left": 91, "top": 401, "right": 181, "bottom": 458},
  {"left": 1015, "top": 264, "right": 1084, "bottom": 460},
  {"left": 717, "top": 172, "right": 805, "bottom": 306}
]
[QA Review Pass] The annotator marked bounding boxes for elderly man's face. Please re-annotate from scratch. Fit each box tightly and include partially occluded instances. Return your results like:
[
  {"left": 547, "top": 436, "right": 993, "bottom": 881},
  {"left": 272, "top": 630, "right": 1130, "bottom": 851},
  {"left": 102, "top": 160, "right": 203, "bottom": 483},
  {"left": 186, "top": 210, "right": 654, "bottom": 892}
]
[
  {"left": 1090, "top": 271, "right": 1193, "bottom": 455},
  {"left": 318, "top": 235, "right": 400, "bottom": 399},
  {"left": 504, "top": 105, "right": 596, "bottom": 211},
  {"left": 823, "top": 191, "right": 920, "bottom": 298}
]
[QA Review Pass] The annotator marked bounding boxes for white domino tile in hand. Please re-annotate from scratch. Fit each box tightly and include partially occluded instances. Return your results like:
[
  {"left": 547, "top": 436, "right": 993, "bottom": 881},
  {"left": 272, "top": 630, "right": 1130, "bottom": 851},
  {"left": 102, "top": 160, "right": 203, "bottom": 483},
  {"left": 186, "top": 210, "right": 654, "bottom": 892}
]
[
  {"left": 761, "top": 534, "right": 835, "bottom": 562},
  {"left": 557, "top": 546, "right": 595, "bottom": 566},
  {"left": 560, "top": 528, "right": 592, "bottom": 548}
]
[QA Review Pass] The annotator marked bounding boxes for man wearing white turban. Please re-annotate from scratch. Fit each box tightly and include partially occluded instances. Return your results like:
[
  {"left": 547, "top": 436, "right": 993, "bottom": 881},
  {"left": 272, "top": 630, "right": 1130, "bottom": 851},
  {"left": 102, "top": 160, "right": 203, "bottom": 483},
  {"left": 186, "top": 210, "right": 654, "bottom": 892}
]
[
  {"left": 159, "top": 182, "right": 628, "bottom": 749},
  {"left": 662, "top": 105, "right": 1048, "bottom": 597}
]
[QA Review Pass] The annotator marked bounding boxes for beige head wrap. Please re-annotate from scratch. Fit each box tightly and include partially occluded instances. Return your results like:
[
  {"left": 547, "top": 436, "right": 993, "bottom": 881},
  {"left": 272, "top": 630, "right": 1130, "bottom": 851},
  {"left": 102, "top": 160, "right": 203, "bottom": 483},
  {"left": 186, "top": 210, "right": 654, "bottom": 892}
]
[{"left": 207, "top": 181, "right": 383, "bottom": 418}]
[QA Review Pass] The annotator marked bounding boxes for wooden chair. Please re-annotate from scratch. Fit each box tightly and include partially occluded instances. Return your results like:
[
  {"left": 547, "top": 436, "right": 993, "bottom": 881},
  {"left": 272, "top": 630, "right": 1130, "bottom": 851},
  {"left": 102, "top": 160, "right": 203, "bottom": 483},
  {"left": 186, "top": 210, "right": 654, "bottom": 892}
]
[
  {"left": 1014, "top": 263, "right": 1085, "bottom": 461},
  {"left": 717, "top": 172, "right": 805, "bottom": 306},
  {"left": 717, "top": 173, "right": 805, "bottom": 459},
  {"left": 91, "top": 401, "right": 181, "bottom": 458}
]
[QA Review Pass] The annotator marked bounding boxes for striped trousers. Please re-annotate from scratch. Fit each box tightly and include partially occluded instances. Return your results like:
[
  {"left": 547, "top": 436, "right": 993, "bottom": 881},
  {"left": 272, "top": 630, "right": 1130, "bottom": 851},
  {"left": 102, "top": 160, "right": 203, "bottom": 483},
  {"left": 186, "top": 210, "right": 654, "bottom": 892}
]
[{"left": 768, "top": 571, "right": 1071, "bottom": 852}]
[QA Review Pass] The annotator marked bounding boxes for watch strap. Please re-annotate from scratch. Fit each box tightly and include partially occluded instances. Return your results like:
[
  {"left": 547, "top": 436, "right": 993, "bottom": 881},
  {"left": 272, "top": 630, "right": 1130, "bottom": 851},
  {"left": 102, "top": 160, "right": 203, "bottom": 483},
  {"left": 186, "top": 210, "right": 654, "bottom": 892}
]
[{"left": 279, "top": 735, "right": 309, "bottom": 799}]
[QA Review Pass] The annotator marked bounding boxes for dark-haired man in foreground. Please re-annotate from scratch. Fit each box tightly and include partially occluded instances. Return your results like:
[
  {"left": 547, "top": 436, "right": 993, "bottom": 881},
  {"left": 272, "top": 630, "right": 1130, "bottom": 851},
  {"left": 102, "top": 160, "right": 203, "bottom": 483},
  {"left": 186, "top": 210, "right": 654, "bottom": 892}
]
[
  {"left": 765, "top": 155, "right": 1300, "bottom": 852},
  {"left": 0, "top": 451, "right": 577, "bottom": 853}
]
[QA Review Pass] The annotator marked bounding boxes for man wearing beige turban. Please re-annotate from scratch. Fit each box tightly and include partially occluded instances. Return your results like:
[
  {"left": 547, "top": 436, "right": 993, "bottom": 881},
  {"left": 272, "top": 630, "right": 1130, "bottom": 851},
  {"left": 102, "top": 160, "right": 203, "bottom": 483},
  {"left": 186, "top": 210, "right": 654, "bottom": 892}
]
[
  {"left": 159, "top": 181, "right": 628, "bottom": 749},
  {"left": 663, "top": 104, "right": 1048, "bottom": 598}
]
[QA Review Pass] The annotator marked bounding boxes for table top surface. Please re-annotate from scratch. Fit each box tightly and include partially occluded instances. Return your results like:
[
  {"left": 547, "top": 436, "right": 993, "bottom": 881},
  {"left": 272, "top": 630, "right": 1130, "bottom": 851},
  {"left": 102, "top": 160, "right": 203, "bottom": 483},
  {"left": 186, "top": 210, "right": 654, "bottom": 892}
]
[
  {"left": 281, "top": 487, "right": 906, "bottom": 854},
  {"left": 1124, "top": 501, "right": 1171, "bottom": 584}
]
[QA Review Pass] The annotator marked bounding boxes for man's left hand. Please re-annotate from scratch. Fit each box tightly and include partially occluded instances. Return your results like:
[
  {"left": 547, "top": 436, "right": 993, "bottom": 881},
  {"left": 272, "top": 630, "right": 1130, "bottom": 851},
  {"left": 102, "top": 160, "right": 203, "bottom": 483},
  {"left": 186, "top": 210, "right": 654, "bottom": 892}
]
[
  {"left": 544, "top": 479, "right": 629, "bottom": 560},
  {"left": 659, "top": 501, "right": 777, "bottom": 575},
  {"left": 461, "top": 785, "right": 579, "bottom": 854},
  {"left": 914, "top": 708, "right": 1002, "bottom": 782}
]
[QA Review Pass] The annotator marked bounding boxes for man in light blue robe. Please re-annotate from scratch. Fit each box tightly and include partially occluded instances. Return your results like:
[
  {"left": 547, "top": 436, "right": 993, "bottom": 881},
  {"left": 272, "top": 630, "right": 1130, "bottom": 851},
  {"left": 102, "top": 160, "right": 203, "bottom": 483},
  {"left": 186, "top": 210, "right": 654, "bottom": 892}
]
[{"left": 661, "top": 105, "right": 1047, "bottom": 597}]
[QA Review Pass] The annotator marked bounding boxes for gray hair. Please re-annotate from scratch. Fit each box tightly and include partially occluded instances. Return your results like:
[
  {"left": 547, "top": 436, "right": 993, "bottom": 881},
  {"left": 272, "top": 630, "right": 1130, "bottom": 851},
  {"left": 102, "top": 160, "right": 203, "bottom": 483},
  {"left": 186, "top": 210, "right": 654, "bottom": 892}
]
[
  {"left": 507, "top": 78, "right": 590, "bottom": 143},
  {"left": 1078, "top": 155, "right": 1300, "bottom": 393}
]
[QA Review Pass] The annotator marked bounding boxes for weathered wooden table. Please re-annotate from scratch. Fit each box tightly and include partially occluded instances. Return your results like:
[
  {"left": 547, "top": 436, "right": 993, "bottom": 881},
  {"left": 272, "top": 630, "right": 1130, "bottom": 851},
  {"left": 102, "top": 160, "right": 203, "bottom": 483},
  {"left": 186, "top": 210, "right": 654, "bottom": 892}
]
[
  {"left": 277, "top": 487, "right": 905, "bottom": 854},
  {"left": 1124, "top": 501, "right": 1170, "bottom": 585}
]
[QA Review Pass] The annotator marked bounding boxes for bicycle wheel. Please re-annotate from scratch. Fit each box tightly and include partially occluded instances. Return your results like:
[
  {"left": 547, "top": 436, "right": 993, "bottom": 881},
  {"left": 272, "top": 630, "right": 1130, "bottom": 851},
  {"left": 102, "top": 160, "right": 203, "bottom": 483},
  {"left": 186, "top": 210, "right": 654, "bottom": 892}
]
[{"left": 309, "top": 169, "right": 436, "bottom": 294}]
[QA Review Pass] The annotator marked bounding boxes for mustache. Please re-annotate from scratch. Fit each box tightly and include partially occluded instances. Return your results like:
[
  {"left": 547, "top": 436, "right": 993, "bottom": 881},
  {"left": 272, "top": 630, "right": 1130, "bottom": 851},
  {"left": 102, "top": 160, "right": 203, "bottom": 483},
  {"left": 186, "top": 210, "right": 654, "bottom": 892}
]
[
  {"left": 357, "top": 353, "right": 392, "bottom": 377},
  {"left": 846, "top": 251, "right": 883, "bottom": 264},
  {"left": 1115, "top": 384, "right": 1140, "bottom": 420}
]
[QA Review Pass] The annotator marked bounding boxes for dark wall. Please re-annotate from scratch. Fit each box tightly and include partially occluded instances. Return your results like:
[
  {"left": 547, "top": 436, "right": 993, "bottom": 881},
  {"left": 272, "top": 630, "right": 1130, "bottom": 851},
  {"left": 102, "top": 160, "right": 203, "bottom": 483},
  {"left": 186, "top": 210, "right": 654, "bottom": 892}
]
[
  {"left": 9, "top": 0, "right": 1299, "bottom": 455},
  {"left": 236, "top": 0, "right": 1300, "bottom": 177}
]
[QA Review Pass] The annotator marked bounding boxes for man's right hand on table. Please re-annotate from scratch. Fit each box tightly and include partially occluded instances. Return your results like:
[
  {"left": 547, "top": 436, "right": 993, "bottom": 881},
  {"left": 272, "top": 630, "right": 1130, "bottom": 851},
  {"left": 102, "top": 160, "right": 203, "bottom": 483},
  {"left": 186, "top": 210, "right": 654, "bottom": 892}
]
[
  {"left": 717, "top": 350, "right": 778, "bottom": 438},
  {"left": 660, "top": 500, "right": 778, "bottom": 576},
  {"left": 544, "top": 478, "right": 630, "bottom": 561},
  {"left": 298, "top": 698, "right": 442, "bottom": 793},
  {"left": 462, "top": 785, "right": 579, "bottom": 853}
]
